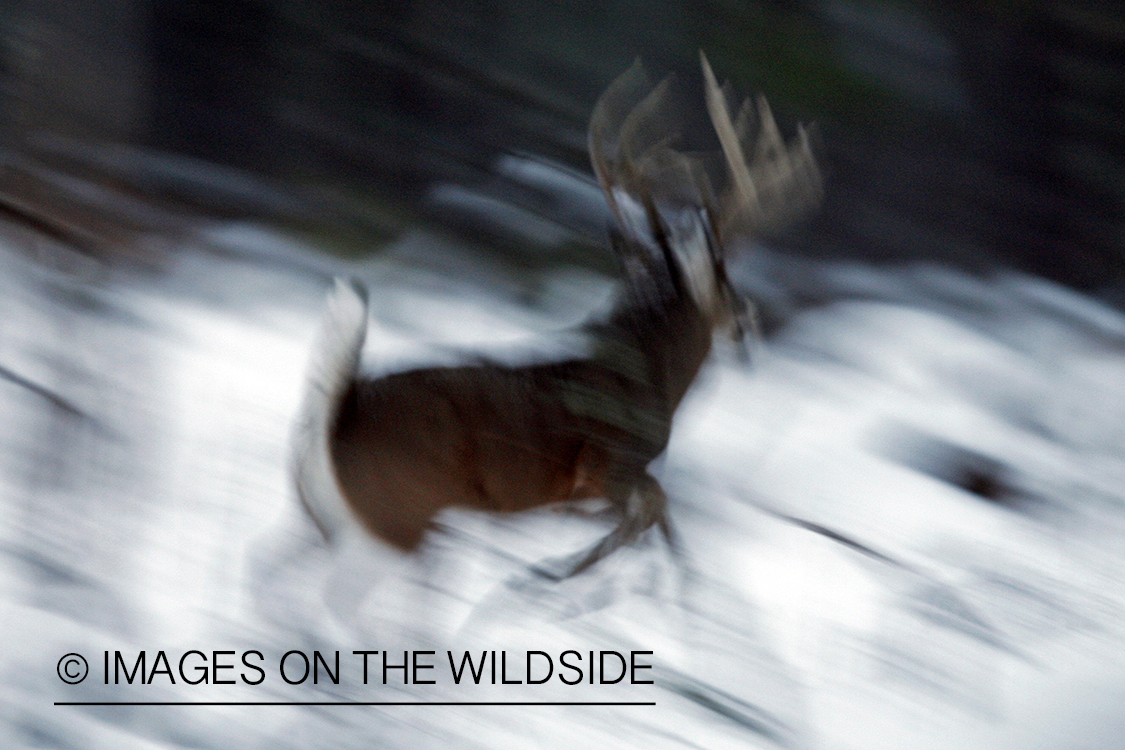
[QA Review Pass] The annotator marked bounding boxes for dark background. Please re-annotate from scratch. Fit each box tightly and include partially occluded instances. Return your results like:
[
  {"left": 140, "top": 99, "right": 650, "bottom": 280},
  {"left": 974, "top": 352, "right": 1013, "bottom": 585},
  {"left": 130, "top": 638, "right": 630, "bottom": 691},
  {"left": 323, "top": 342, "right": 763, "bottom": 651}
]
[{"left": 1, "top": 0, "right": 1121, "bottom": 295}]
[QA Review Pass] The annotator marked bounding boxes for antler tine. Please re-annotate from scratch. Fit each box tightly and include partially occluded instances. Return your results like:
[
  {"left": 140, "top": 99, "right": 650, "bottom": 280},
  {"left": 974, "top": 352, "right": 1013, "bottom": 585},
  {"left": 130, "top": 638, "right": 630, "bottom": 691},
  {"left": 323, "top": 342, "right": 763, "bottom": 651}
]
[
  {"left": 701, "top": 51, "right": 759, "bottom": 219},
  {"left": 588, "top": 58, "right": 653, "bottom": 229},
  {"left": 752, "top": 95, "right": 784, "bottom": 161},
  {"left": 732, "top": 96, "right": 754, "bottom": 143},
  {"left": 589, "top": 59, "right": 727, "bottom": 275},
  {"left": 700, "top": 51, "right": 823, "bottom": 244},
  {"left": 616, "top": 76, "right": 678, "bottom": 179}
]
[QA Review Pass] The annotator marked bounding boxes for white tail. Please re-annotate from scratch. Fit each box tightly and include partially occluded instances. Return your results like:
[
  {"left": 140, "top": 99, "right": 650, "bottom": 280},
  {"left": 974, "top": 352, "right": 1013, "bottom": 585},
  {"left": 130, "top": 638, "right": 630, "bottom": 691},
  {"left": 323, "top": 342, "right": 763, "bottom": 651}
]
[{"left": 291, "top": 278, "right": 369, "bottom": 541}]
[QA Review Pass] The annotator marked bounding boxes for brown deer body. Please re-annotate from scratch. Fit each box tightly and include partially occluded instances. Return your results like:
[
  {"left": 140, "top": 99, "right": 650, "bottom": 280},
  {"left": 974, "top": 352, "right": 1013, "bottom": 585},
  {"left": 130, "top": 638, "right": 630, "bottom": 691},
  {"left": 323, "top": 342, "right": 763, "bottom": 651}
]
[{"left": 292, "top": 55, "right": 821, "bottom": 576}]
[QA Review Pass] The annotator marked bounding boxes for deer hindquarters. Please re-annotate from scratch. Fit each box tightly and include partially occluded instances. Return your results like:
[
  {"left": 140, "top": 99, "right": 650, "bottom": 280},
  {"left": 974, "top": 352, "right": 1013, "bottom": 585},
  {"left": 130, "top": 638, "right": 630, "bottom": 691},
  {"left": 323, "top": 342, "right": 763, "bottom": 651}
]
[
  {"left": 328, "top": 370, "right": 479, "bottom": 549},
  {"left": 329, "top": 365, "right": 598, "bottom": 549}
]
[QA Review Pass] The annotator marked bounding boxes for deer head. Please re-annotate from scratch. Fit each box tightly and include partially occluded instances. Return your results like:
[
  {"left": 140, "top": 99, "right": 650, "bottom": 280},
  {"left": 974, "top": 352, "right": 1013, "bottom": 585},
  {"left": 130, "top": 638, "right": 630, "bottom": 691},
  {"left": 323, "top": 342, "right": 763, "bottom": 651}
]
[{"left": 587, "top": 54, "right": 822, "bottom": 331}]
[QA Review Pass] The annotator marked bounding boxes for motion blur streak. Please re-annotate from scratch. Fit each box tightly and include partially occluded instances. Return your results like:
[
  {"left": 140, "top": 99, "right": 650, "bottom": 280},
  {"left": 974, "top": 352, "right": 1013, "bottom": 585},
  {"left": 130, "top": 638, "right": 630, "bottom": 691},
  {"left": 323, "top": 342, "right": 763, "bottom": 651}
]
[
  {"left": 1, "top": 208, "right": 1124, "bottom": 748},
  {"left": 1, "top": 0, "right": 1124, "bottom": 747}
]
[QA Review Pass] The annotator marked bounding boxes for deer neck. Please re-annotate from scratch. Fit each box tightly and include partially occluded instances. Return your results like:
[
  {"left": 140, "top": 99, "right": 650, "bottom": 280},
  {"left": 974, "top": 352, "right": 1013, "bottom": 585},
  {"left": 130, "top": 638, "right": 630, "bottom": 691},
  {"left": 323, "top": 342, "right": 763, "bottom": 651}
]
[{"left": 593, "top": 281, "right": 714, "bottom": 413}]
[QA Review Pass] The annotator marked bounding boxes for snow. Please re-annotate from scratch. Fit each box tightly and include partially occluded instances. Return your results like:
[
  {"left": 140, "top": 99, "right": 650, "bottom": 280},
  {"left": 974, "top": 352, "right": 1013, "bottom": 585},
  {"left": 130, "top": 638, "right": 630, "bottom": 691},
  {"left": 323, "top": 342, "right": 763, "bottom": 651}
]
[{"left": 2, "top": 222, "right": 1123, "bottom": 748}]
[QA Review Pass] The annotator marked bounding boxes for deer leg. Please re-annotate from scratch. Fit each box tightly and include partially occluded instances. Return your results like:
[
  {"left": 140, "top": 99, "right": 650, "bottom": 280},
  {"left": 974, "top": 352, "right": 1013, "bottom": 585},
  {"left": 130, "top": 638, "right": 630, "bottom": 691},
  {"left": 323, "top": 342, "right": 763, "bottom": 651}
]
[
  {"left": 728, "top": 292, "right": 761, "bottom": 364},
  {"left": 535, "top": 470, "right": 670, "bottom": 579}
]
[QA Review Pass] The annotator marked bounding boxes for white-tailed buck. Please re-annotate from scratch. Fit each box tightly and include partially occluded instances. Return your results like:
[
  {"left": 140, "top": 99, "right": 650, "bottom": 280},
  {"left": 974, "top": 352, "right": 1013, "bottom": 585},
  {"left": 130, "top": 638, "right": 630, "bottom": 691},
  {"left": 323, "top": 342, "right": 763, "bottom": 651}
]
[{"left": 292, "top": 53, "right": 821, "bottom": 576}]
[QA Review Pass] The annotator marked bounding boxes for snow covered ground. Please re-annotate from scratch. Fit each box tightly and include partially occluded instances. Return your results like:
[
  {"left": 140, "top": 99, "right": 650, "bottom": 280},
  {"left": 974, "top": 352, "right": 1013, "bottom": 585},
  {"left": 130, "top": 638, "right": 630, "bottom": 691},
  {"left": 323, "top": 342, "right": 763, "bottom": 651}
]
[{"left": 2, "top": 219, "right": 1123, "bottom": 749}]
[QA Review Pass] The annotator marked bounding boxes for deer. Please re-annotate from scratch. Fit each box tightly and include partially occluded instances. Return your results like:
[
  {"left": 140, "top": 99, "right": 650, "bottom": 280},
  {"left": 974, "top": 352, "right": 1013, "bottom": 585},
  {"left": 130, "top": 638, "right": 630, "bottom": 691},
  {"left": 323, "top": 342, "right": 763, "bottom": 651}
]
[{"left": 291, "top": 53, "right": 821, "bottom": 578}]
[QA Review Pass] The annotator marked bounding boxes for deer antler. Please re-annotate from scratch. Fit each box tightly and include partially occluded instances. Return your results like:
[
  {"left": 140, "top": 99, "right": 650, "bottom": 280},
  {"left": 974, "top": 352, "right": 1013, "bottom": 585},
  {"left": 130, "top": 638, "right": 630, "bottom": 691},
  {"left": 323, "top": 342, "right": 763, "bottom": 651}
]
[
  {"left": 590, "top": 56, "right": 821, "bottom": 255},
  {"left": 588, "top": 61, "right": 715, "bottom": 231},
  {"left": 700, "top": 52, "right": 822, "bottom": 244},
  {"left": 588, "top": 58, "right": 650, "bottom": 229}
]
